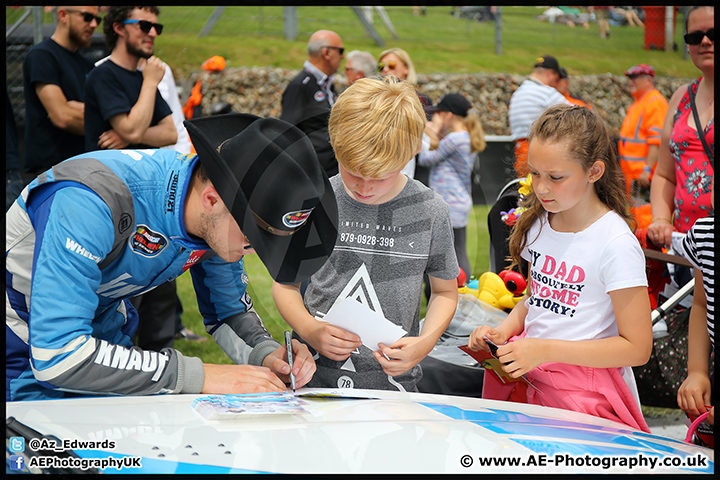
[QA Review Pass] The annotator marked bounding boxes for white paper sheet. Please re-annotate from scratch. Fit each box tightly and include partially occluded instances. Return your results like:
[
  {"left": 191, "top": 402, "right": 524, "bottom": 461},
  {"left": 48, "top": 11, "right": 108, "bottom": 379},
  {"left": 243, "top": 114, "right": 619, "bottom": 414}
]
[{"left": 321, "top": 297, "right": 406, "bottom": 351}]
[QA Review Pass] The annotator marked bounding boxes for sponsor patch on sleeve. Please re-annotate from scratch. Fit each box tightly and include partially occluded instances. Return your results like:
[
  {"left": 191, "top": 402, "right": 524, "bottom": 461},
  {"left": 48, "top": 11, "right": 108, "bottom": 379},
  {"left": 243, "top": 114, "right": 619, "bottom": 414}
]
[
  {"left": 130, "top": 225, "right": 168, "bottom": 257},
  {"left": 182, "top": 250, "right": 207, "bottom": 271}
]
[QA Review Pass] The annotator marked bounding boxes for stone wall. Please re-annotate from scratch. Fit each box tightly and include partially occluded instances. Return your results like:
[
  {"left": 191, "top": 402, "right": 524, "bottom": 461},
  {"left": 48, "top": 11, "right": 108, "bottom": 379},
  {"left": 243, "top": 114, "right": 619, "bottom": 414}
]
[{"left": 187, "top": 67, "right": 693, "bottom": 137}]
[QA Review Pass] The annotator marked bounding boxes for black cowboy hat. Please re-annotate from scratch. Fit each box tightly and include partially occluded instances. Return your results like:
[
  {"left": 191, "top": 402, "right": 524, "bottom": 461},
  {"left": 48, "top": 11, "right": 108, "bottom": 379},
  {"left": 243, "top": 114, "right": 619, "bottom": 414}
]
[{"left": 184, "top": 113, "right": 338, "bottom": 285}]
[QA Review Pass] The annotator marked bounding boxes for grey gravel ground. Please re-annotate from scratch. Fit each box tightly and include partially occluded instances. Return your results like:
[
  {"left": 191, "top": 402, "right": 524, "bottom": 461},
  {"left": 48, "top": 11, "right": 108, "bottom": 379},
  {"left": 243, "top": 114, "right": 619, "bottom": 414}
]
[{"left": 644, "top": 407, "right": 691, "bottom": 441}]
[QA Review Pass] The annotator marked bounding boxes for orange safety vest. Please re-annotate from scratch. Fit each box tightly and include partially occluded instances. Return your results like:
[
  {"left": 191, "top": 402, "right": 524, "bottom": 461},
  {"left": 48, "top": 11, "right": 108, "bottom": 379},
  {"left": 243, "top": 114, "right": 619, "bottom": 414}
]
[
  {"left": 564, "top": 92, "right": 592, "bottom": 109},
  {"left": 179, "top": 57, "right": 225, "bottom": 155},
  {"left": 618, "top": 88, "right": 668, "bottom": 231},
  {"left": 618, "top": 88, "right": 668, "bottom": 191},
  {"left": 182, "top": 80, "right": 203, "bottom": 121},
  {"left": 181, "top": 81, "right": 204, "bottom": 154},
  {"left": 513, "top": 139, "right": 529, "bottom": 178}
]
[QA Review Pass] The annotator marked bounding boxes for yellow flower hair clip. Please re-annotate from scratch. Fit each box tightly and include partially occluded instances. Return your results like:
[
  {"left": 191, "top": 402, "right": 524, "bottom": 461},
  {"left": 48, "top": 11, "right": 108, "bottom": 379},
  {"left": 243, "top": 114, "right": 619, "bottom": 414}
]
[{"left": 518, "top": 174, "right": 532, "bottom": 197}]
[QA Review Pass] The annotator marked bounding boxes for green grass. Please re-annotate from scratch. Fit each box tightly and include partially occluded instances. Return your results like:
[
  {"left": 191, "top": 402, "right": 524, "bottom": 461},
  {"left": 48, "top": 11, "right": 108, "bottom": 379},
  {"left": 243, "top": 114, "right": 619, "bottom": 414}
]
[
  {"left": 174, "top": 204, "right": 491, "bottom": 363},
  {"left": 7, "top": 6, "right": 695, "bottom": 79},
  {"left": 138, "top": 6, "right": 697, "bottom": 79}
]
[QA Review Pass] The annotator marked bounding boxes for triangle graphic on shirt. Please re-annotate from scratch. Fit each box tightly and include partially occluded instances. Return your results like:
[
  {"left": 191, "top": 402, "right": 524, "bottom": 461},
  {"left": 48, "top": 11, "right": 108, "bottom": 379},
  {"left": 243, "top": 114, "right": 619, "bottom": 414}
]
[
  {"left": 341, "top": 357, "right": 356, "bottom": 372},
  {"left": 331, "top": 263, "right": 384, "bottom": 318}
]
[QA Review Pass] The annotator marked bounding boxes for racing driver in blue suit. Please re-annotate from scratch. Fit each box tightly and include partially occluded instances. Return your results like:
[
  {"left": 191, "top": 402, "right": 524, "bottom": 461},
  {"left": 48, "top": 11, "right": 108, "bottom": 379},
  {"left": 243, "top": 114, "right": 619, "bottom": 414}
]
[{"left": 6, "top": 114, "right": 339, "bottom": 401}]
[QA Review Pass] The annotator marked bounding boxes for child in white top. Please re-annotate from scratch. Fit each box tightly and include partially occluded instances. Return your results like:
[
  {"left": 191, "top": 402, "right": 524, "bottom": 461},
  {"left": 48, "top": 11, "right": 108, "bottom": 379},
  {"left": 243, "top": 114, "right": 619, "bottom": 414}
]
[{"left": 468, "top": 105, "right": 653, "bottom": 431}]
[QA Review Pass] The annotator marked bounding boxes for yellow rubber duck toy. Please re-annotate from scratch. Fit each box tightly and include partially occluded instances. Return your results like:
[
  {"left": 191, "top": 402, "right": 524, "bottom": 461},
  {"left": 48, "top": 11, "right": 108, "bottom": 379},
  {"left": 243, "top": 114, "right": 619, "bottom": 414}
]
[{"left": 459, "top": 271, "right": 526, "bottom": 311}]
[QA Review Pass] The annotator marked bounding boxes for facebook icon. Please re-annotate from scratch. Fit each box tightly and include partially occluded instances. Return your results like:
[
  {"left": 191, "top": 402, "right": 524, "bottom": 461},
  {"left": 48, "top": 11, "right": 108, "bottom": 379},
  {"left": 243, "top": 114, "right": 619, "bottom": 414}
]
[{"left": 9, "top": 455, "right": 25, "bottom": 471}]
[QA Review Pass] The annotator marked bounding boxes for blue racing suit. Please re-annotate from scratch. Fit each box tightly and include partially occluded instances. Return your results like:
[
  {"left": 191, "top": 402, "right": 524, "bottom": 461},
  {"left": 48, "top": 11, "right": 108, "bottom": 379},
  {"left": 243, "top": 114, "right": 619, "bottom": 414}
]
[{"left": 6, "top": 149, "right": 280, "bottom": 401}]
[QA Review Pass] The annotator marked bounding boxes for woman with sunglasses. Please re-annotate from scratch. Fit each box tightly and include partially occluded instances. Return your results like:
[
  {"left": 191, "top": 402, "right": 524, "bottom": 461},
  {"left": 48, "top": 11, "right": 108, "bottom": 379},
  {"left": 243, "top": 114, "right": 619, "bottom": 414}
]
[
  {"left": 378, "top": 48, "right": 418, "bottom": 85},
  {"left": 648, "top": 5, "right": 715, "bottom": 443},
  {"left": 377, "top": 48, "right": 433, "bottom": 181},
  {"left": 648, "top": 5, "right": 714, "bottom": 249}
]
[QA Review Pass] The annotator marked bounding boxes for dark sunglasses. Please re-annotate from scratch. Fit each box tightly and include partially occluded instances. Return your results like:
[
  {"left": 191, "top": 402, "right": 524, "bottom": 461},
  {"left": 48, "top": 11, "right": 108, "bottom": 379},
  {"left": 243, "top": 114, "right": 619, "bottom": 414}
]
[
  {"left": 123, "top": 19, "right": 164, "bottom": 35},
  {"left": 378, "top": 60, "right": 397, "bottom": 71},
  {"left": 684, "top": 28, "right": 714, "bottom": 45},
  {"left": 66, "top": 8, "right": 101, "bottom": 25},
  {"left": 323, "top": 45, "right": 344, "bottom": 55}
]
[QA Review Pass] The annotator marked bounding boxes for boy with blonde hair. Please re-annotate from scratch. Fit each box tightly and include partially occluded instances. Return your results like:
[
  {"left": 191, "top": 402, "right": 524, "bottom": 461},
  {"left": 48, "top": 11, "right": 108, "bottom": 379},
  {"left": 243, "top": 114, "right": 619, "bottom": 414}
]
[{"left": 273, "top": 77, "right": 459, "bottom": 391}]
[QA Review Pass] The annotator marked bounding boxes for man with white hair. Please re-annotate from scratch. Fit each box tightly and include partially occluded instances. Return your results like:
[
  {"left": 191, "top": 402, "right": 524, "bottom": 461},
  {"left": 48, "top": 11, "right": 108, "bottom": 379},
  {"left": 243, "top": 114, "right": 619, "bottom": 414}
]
[
  {"left": 343, "top": 50, "right": 377, "bottom": 86},
  {"left": 280, "top": 30, "right": 345, "bottom": 177}
]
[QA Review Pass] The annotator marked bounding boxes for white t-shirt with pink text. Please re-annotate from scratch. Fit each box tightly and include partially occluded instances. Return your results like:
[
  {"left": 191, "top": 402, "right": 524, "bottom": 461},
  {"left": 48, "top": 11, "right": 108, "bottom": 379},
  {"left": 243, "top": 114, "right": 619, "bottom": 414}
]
[{"left": 521, "top": 210, "right": 648, "bottom": 404}]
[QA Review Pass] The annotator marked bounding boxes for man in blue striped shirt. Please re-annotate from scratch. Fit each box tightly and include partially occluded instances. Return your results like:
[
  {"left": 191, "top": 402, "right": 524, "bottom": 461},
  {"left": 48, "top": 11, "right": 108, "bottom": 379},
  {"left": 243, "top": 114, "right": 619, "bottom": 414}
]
[{"left": 508, "top": 55, "right": 570, "bottom": 177}]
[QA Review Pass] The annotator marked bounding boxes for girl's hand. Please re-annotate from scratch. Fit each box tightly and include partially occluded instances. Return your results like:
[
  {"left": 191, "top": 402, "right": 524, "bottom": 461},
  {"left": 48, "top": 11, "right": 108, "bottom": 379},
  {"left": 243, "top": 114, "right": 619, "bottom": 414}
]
[
  {"left": 495, "top": 338, "right": 546, "bottom": 378},
  {"left": 677, "top": 372, "right": 712, "bottom": 418},
  {"left": 468, "top": 326, "right": 506, "bottom": 352}
]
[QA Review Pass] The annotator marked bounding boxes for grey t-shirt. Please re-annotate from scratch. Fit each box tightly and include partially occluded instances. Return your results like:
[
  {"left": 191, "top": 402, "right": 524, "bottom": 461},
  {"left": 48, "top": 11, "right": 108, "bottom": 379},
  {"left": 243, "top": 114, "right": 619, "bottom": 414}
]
[{"left": 299, "top": 174, "right": 459, "bottom": 391}]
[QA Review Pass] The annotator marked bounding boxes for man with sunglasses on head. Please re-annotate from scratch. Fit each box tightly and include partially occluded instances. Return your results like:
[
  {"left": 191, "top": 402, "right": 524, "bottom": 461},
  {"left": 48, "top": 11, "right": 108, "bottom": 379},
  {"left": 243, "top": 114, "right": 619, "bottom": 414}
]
[
  {"left": 281, "top": 30, "right": 345, "bottom": 177},
  {"left": 22, "top": 6, "right": 101, "bottom": 178},
  {"left": 84, "top": 6, "right": 176, "bottom": 152}
]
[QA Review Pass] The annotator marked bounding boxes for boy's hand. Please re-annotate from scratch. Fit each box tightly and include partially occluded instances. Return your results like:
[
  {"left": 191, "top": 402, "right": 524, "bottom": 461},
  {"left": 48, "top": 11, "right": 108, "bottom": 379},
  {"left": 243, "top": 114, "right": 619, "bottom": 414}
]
[
  {"left": 373, "top": 336, "right": 433, "bottom": 377},
  {"left": 263, "top": 340, "right": 317, "bottom": 389},
  {"left": 304, "top": 323, "right": 362, "bottom": 361},
  {"left": 495, "top": 338, "right": 546, "bottom": 378},
  {"left": 468, "top": 326, "right": 506, "bottom": 352}
]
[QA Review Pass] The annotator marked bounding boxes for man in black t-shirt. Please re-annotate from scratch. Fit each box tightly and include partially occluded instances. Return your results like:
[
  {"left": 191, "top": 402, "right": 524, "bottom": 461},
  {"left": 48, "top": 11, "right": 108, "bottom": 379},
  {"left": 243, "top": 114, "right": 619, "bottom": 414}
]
[
  {"left": 84, "top": 5, "right": 177, "bottom": 352},
  {"left": 22, "top": 6, "right": 100, "bottom": 175},
  {"left": 84, "top": 5, "right": 176, "bottom": 152}
]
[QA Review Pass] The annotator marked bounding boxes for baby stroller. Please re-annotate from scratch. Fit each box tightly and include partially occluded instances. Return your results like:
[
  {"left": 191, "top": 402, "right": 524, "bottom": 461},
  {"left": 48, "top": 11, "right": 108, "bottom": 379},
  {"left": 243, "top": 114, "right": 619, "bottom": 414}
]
[{"left": 487, "top": 178, "right": 522, "bottom": 274}]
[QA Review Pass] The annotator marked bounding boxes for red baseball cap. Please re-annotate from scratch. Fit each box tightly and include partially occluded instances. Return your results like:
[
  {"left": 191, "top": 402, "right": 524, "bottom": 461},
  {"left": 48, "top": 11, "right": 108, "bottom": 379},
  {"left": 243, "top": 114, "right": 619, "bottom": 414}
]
[{"left": 624, "top": 64, "right": 655, "bottom": 77}]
